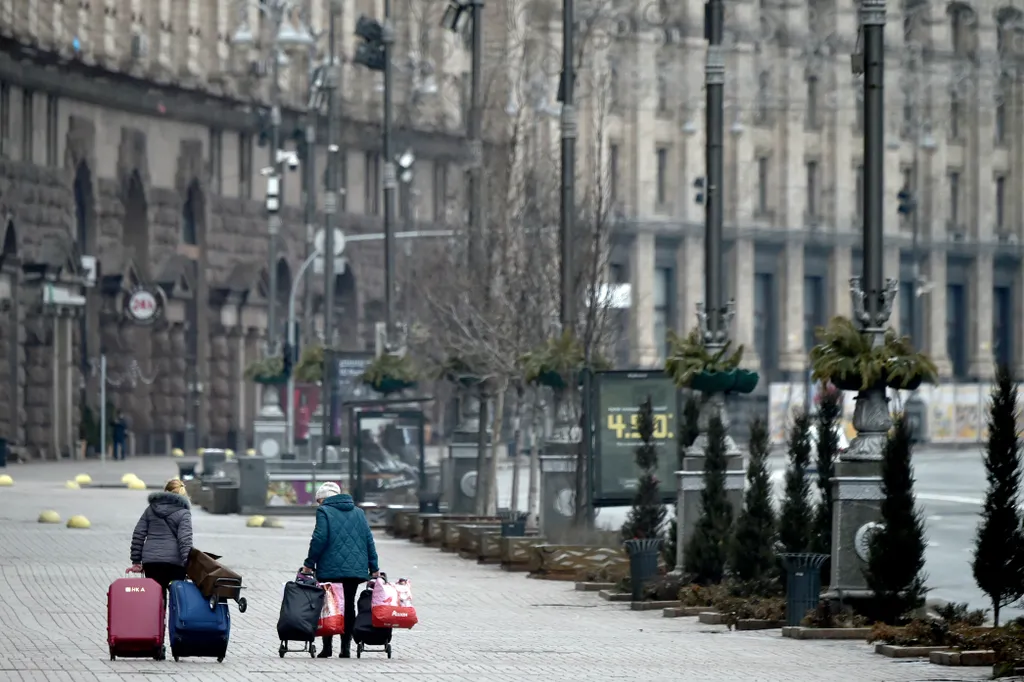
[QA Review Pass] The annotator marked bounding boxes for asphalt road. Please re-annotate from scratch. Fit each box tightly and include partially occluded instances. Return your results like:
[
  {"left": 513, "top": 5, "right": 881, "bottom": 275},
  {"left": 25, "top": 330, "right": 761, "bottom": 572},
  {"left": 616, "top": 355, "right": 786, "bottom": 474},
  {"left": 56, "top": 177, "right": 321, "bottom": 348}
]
[{"left": 495, "top": 447, "right": 1017, "bottom": 621}]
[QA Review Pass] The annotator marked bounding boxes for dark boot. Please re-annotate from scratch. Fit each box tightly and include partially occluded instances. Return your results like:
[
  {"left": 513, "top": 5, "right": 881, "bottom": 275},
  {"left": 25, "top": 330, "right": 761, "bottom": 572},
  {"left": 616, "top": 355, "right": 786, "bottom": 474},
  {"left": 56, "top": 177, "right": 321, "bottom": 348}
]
[
  {"left": 340, "top": 635, "right": 352, "bottom": 658},
  {"left": 316, "top": 637, "right": 333, "bottom": 658}
]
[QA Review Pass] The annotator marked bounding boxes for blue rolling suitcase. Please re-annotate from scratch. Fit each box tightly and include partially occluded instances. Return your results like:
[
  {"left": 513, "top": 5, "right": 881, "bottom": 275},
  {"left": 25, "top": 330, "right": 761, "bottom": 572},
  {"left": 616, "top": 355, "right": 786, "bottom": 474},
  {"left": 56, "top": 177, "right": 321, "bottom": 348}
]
[{"left": 168, "top": 580, "right": 231, "bottom": 662}]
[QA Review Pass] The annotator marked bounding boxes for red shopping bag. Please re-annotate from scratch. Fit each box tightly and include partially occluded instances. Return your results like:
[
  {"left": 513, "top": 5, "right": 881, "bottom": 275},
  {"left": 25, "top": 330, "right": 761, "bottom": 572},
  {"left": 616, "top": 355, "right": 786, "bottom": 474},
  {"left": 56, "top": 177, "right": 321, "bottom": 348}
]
[
  {"left": 315, "top": 583, "right": 345, "bottom": 637},
  {"left": 370, "top": 578, "right": 418, "bottom": 629}
]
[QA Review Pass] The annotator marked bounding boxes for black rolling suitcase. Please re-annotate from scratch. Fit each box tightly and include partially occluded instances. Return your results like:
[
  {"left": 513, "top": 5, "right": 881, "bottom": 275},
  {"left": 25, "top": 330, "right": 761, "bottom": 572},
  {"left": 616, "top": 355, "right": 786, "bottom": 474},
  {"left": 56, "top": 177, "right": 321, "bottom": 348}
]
[
  {"left": 353, "top": 578, "right": 393, "bottom": 658},
  {"left": 277, "top": 574, "right": 324, "bottom": 658}
]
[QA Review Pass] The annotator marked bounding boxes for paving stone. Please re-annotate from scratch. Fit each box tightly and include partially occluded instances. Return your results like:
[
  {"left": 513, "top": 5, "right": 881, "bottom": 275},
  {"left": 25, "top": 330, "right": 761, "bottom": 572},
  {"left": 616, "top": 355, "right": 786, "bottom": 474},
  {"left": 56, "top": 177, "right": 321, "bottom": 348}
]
[{"left": 0, "top": 475, "right": 993, "bottom": 682}]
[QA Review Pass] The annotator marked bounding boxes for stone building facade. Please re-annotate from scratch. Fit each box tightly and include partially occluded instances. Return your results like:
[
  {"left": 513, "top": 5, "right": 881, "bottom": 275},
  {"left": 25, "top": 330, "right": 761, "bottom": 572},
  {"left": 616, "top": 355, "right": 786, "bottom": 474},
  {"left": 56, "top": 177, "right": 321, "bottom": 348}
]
[
  {"left": 554, "top": 0, "right": 1024, "bottom": 384},
  {"left": 0, "top": 0, "right": 471, "bottom": 458}
]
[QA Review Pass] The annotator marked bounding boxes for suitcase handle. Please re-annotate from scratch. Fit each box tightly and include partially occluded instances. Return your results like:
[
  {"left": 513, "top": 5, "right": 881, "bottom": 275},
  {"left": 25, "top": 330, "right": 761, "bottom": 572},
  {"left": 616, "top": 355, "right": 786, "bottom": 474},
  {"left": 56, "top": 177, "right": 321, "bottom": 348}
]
[{"left": 124, "top": 569, "right": 145, "bottom": 577}]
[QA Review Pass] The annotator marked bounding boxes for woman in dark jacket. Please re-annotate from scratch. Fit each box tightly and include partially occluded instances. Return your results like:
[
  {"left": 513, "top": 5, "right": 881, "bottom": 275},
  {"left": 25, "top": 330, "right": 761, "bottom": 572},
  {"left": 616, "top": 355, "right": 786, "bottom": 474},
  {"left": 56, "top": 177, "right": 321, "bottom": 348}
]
[
  {"left": 301, "top": 481, "right": 379, "bottom": 658},
  {"left": 130, "top": 478, "right": 194, "bottom": 600}
]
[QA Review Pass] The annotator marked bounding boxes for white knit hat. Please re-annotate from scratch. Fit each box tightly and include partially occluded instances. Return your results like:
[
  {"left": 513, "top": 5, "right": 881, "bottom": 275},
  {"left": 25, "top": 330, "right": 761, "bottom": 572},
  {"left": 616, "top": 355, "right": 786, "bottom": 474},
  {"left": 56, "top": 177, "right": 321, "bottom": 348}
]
[{"left": 315, "top": 482, "right": 341, "bottom": 501}]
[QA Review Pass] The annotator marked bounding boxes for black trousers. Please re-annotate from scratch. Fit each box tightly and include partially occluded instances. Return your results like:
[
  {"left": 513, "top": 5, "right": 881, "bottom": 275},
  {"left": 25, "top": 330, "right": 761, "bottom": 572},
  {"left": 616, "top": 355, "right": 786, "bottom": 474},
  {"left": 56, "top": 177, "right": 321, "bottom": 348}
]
[
  {"left": 318, "top": 577, "right": 363, "bottom": 643},
  {"left": 143, "top": 562, "right": 187, "bottom": 604}
]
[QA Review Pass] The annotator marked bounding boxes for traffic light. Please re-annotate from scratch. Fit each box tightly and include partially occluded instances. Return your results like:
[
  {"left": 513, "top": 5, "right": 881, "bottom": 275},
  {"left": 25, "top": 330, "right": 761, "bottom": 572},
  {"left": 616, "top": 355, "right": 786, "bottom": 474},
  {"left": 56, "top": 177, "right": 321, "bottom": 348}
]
[
  {"left": 897, "top": 187, "right": 916, "bottom": 215},
  {"left": 282, "top": 342, "right": 293, "bottom": 378},
  {"left": 693, "top": 177, "right": 705, "bottom": 205},
  {"left": 354, "top": 16, "right": 385, "bottom": 71}
]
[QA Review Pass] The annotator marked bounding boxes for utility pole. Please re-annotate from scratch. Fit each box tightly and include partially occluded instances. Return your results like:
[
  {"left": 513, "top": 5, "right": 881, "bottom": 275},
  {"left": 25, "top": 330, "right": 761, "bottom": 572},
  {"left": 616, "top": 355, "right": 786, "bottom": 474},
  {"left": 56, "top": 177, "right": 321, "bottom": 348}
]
[
  {"left": 382, "top": 0, "right": 396, "bottom": 342},
  {"left": 321, "top": 5, "right": 339, "bottom": 469},
  {"left": 468, "top": 0, "right": 484, "bottom": 280},
  {"left": 704, "top": 0, "right": 724, "bottom": 342},
  {"left": 302, "top": 115, "right": 316, "bottom": 341},
  {"left": 265, "top": 3, "right": 284, "bottom": 357},
  {"left": 559, "top": 0, "right": 575, "bottom": 330}
]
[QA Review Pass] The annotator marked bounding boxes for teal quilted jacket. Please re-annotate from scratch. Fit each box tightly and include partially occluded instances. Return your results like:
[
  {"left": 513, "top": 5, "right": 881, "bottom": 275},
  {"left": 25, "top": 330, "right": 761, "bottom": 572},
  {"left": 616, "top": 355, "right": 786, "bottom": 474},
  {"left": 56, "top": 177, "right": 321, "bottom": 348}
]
[{"left": 303, "top": 493, "right": 379, "bottom": 580}]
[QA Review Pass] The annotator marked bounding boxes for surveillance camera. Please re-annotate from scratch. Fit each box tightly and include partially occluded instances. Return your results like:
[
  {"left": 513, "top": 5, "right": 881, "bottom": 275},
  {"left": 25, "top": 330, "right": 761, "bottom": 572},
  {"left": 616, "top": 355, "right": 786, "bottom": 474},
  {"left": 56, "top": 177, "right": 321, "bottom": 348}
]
[{"left": 286, "top": 155, "right": 299, "bottom": 171}]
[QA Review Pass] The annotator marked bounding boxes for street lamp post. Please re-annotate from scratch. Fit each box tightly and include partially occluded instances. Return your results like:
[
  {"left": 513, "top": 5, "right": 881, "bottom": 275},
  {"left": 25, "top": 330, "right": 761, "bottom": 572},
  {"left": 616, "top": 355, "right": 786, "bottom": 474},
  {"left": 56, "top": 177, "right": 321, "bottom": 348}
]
[
  {"left": 827, "top": 0, "right": 898, "bottom": 599},
  {"left": 231, "top": 0, "right": 315, "bottom": 356}
]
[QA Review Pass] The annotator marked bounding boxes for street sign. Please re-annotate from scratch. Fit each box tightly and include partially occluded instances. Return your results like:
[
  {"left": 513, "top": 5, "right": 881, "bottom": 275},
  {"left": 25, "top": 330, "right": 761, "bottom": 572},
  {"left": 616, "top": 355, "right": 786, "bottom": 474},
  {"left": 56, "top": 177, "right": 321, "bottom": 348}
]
[
  {"left": 590, "top": 370, "right": 680, "bottom": 507},
  {"left": 314, "top": 228, "right": 346, "bottom": 256},
  {"left": 124, "top": 285, "right": 164, "bottom": 325}
]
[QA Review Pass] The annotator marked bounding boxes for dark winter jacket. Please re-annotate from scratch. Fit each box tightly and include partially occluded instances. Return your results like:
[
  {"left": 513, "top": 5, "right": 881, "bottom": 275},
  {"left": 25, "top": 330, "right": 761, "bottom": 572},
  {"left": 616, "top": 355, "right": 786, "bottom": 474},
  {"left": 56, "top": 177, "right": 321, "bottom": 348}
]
[
  {"left": 303, "top": 493, "right": 379, "bottom": 580},
  {"left": 130, "top": 492, "right": 193, "bottom": 566}
]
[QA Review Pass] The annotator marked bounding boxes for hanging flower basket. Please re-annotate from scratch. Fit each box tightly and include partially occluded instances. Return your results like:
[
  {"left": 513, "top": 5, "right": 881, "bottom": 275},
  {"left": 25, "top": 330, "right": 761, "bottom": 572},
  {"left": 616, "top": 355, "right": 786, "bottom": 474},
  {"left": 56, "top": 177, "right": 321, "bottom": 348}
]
[
  {"left": 245, "top": 356, "right": 286, "bottom": 384},
  {"left": 810, "top": 317, "right": 938, "bottom": 392},
  {"left": 832, "top": 374, "right": 865, "bottom": 392},
  {"left": 521, "top": 330, "right": 610, "bottom": 390},
  {"left": 254, "top": 375, "right": 288, "bottom": 385},
  {"left": 360, "top": 352, "right": 420, "bottom": 395},
  {"left": 731, "top": 368, "right": 760, "bottom": 394},
  {"left": 690, "top": 369, "right": 737, "bottom": 394}
]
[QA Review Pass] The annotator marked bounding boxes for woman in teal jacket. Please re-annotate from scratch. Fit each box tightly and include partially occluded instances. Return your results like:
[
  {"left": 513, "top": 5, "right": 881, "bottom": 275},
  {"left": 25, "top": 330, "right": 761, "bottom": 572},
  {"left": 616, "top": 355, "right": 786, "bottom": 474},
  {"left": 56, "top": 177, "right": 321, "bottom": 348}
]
[{"left": 300, "top": 482, "right": 380, "bottom": 658}]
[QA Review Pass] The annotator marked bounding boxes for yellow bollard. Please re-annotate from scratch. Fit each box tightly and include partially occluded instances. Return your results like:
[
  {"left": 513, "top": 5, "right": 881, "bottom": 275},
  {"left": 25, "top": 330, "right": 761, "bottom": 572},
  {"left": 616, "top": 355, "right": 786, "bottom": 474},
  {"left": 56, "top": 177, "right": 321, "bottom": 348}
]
[
  {"left": 197, "top": 448, "right": 205, "bottom": 456},
  {"left": 65, "top": 480, "right": 80, "bottom": 489},
  {"left": 225, "top": 449, "right": 235, "bottom": 459},
  {"left": 74, "top": 474, "right": 92, "bottom": 485},
  {"left": 120, "top": 473, "right": 138, "bottom": 485},
  {"left": 171, "top": 448, "right": 184, "bottom": 457},
  {"left": 0, "top": 474, "right": 12, "bottom": 486},
  {"left": 38, "top": 510, "right": 61, "bottom": 524},
  {"left": 246, "top": 515, "right": 266, "bottom": 528},
  {"left": 246, "top": 448, "right": 256, "bottom": 456},
  {"left": 262, "top": 517, "right": 284, "bottom": 529},
  {"left": 66, "top": 515, "right": 91, "bottom": 529},
  {"left": 127, "top": 479, "right": 147, "bottom": 490}
]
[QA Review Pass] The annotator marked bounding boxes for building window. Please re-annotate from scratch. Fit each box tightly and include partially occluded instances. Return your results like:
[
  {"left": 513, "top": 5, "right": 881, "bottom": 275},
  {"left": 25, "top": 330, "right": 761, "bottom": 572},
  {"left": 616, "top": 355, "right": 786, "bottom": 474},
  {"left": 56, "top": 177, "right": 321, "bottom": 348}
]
[
  {"left": 803, "top": 275, "right": 825, "bottom": 353},
  {"left": 902, "top": 102, "right": 914, "bottom": 138},
  {"left": 608, "top": 58, "right": 621, "bottom": 110},
  {"left": 365, "top": 151, "right": 381, "bottom": 215},
  {"left": 899, "top": 281, "right": 914, "bottom": 342},
  {"left": 805, "top": 160, "right": 819, "bottom": 222},
  {"left": 45, "top": 94, "right": 58, "bottom": 166},
  {"left": 947, "top": 283, "right": 967, "bottom": 378},
  {"left": 755, "top": 71, "right": 770, "bottom": 125},
  {"left": 996, "top": 84, "right": 1008, "bottom": 146},
  {"left": 806, "top": 76, "right": 819, "bottom": 129},
  {"left": 655, "top": 146, "right": 668, "bottom": 208},
  {"left": 656, "top": 71, "right": 669, "bottom": 114},
  {"left": 182, "top": 187, "right": 198, "bottom": 245},
  {"left": 950, "top": 95, "right": 962, "bottom": 140},
  {"left": 0, "top": 82, "right": 8, "bottom": 156},
  {"left": 996, "top": 175, "right": 1006, "bottom": 231},
  {"left": 21, "top": 89, "right": 33, "bottom": 163},
  {"left": 949, "top": 171, "right": 960, "bottom": 226},
  {"left": 757, "top": 156, "right": 769, "bottom": 215},
  {"left": 208, "top": 129, "right": 222, "bottom": 194},
  {"left": 994, "top": 285, "right": 1013, "bottom": 369},
  {"left": 238, "top": 133, "right": 252, "bottom": 199},
  {"left": 653, "top": 267, "right": 672, "bottom": 363},
  {"left": 755, "top": 273, "right": 776, "bottom": 379},
  {"left": 900, "top": 166, "right": 914, "bottom": 228},
  {"left": 432, "top": 161, "right": 447, "bottom": 221},
  {"left": 609, "top": 143, "right": 620, "bottom": 205},
  {"left": 855, "top": 164, "right": 864, "bottom": 221}
]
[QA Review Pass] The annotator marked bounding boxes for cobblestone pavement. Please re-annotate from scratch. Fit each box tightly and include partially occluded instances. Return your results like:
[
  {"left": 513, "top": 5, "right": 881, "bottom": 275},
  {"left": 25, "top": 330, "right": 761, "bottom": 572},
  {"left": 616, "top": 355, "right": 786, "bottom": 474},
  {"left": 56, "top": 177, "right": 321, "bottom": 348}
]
[{"left": 0, "top": 459, "right": 991, "bottom": 682}]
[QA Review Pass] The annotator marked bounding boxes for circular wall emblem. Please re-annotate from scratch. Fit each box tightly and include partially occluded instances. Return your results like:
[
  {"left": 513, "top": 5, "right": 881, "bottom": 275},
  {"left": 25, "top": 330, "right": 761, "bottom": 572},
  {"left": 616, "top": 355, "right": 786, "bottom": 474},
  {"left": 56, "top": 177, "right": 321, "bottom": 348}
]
[
  {"left": 854, "top": 521, "right": 885, "bottom": 562},
  {"left": 460, "top": 471, "right": 477, "bottom": 498},
  {"left": 125, "top": 287, "right": 162, "bottom": 324},
  {"left": 259, "top": 438, "right": 280, "bottom": 458},
  {"left": 553, "top": 488, "right": 575, "bottom": 517}
]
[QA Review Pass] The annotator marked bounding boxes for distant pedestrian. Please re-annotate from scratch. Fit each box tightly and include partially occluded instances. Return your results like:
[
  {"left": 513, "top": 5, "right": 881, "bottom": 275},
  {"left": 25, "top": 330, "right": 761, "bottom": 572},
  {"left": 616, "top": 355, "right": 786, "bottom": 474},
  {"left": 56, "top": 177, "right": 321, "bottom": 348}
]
[
  {"left": 300, "top": 481, "right": 379, "bottom": 658},
  {"left": 113, "top": 412, "right": 128, "bottom": 460},
  {"left": 130, "top": 479, "right": 194, "bottom": 605}
]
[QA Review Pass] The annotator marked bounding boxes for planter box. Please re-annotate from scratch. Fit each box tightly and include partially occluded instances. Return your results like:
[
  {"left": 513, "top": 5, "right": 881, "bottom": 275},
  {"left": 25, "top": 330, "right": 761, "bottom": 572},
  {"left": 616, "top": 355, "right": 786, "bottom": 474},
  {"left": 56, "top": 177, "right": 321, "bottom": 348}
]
[
  {"left": 736, "top": 619, "right": 782, "bottom": 631},
  {"left": 415, "top": 513, "right": 445, "bottom": 544},
  {"left": 388, "top": 510, "right": 414, "bottom": 538},
  {"left": 781, "top": 626, "right": 874, "bottom": 640},
  {"left": 501, "top": 536, "right": 545, "bottom": 571},
  {"left": 698, "top": 611, "right": 727, "bottom": 625},
  {"left": 440, "top": 519, "right": 466, "bottom": 552},
  {"left": 598, "top": 590, "right": 631, "bottom": 602},
  {"left": 631, "top": 600, "right": 682, "bottom": 612},
  {"left": 477, "top": 530, "right": 502, "bottom": 564},
  {"left": 929, "top": 650, "right": 996, "bottom": 666},
  {"left": 527, "top": 544, "right": 628, "bottom": 581},
  {"left": 663, "top": 606, "right": 708, "bottom": 618},
  {"left": 575, "top": 582, "right": 616, "bottom": 592},
  {"left": 875, "top": 644, "right": 952, "bottom": 659},
  {"left": 457, "top": 523, "right": 502, "bottom": 559}
]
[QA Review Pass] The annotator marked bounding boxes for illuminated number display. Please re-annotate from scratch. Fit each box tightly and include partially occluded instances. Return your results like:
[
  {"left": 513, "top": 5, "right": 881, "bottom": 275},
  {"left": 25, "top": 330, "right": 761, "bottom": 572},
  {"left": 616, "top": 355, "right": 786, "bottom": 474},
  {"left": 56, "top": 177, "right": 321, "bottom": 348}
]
[{"left": 605, "top": 413, "right": 673, "bottom": 440}]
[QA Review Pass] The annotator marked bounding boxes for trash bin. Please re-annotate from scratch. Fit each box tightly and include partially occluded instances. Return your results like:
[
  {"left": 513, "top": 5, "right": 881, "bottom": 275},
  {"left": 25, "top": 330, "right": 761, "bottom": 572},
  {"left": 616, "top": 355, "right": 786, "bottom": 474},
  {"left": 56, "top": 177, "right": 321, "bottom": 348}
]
[
  {"left": 780, "top": 553, "right": 829, "bottom": 626},
  {"left": 419, "top": 492, "right": 441, "bottom": 514},
  {"left": 624, "top": 538, "right": 663, "bottom": 602},
  {"left": 499, "top": 511, "right": 528, "bottom": 537}
]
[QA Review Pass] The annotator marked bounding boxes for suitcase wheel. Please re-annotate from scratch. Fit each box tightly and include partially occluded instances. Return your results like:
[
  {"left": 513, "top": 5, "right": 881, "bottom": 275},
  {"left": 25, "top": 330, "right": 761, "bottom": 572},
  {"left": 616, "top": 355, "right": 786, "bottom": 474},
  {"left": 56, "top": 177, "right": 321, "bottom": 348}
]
[
  {"left": 209, "top": 595, "right": 218, "bottom": 610},
  {"left": 238, "top": 597, "right": 248, "bottom": 613},
  {"left": 308, "top": 642, "right": 316, "bottom": 658},
  {"left": 109, "top": 648, "right": 115, "bottom": 662},
  {"left": 386, "top": 644, "right": 392, "bottom": 659},
  {"left": 153, "top": 646, "right": 165, "bottom": 661},
  {"left": 356, "top": 643, "right": 363, "bottom": 658},
  {"left": 279, "top": 643, "right": 286, "bottom": 658}
]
